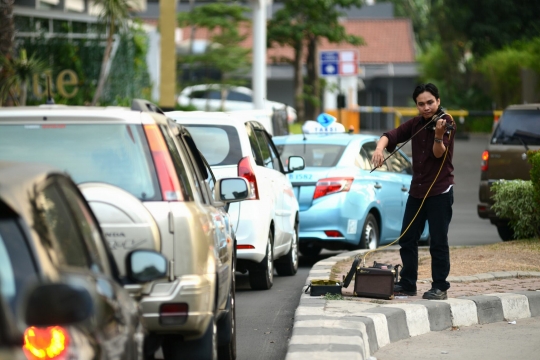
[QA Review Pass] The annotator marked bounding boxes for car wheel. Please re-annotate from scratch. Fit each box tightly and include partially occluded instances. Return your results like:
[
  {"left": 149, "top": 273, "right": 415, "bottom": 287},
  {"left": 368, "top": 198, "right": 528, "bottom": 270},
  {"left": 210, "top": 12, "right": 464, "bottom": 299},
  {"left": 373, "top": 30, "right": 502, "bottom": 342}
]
[
  {"left": 162, "top": 316, "right": 218, "bottom": 360},
  {"left": 275, "top": 221, "right": 299, "bottom": 276},
  {"left": 497, "top": 222, "right": 516, "bottom": 241},
  {"left": 217, "top": 267, "right": 236, "bottom": 359},
  {"left": 299, "top": 242, "right": 322, "bottom": 257},
  {"left": 359, "top": 214, "right": 379, "bottom": 250},
  {"left": 248, "top": 231, "right": 274, "bottom": 290}
]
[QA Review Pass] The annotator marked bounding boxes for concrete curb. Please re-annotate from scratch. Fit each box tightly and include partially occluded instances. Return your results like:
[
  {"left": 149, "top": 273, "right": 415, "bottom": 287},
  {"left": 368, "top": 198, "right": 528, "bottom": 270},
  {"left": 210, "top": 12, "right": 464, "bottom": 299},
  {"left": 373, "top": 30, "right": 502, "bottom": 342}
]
[{"left": 286, "top": 250, "right": 540, "bottom": 360}]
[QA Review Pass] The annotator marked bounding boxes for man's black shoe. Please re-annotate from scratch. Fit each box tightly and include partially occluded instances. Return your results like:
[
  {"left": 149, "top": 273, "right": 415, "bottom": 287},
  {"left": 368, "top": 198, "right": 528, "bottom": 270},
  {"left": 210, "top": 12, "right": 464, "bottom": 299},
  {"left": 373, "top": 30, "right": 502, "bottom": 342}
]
[
  {"left": 422, "top": 288, "right": 448, "bottom": 300},
  {"left": 393, "top": 284, "right": 417, "bottom": 296}
]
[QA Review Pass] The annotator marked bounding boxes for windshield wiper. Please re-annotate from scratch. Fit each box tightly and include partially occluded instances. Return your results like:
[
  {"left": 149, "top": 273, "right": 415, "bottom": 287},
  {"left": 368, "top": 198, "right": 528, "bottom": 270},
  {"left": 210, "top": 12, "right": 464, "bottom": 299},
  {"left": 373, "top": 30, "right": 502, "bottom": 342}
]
[{"left": 511, "top": 129, "right": 540, "bottom": 151}]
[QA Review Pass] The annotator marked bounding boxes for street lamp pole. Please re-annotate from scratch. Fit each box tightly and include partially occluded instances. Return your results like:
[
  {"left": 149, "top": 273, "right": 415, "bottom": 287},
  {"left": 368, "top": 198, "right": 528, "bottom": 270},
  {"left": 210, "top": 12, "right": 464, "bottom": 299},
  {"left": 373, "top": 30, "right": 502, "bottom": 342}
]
[
  {"left": 159, "top": 0, "right": 177, "bottom": 110},
  {"left": 250, "top": 0, "right": 268, "bottom": 110}
]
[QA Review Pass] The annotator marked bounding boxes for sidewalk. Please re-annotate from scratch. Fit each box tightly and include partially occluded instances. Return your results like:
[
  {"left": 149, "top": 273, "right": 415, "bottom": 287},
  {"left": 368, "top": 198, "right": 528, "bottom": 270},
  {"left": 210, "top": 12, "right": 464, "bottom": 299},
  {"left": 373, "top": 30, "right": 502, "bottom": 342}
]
[{"left": 285, "top": 249, "right": 540, "bottom": 360}]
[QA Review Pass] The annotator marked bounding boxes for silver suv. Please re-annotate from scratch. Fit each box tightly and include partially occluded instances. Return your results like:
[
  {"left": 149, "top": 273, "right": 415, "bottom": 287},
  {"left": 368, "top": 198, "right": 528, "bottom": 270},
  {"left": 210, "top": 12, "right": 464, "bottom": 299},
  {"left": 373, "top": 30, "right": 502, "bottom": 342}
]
[{"left": 0, "top": 101, "right": 250, "bottom": 359}]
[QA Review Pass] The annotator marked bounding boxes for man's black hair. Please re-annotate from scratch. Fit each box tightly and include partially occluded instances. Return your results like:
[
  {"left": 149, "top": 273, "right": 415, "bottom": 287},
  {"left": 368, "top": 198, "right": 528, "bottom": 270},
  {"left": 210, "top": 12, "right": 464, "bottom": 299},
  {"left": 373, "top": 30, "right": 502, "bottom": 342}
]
[{"left": 412, "top": 83, "right": 440, "bottom": 103}]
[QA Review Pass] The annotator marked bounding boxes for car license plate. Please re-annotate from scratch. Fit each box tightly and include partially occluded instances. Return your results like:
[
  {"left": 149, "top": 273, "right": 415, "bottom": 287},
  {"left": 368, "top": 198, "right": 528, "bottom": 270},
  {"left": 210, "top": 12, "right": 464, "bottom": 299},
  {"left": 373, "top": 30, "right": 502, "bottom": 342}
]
[{"left": 289, "top": 173, "right": 313, "bottom": 181}]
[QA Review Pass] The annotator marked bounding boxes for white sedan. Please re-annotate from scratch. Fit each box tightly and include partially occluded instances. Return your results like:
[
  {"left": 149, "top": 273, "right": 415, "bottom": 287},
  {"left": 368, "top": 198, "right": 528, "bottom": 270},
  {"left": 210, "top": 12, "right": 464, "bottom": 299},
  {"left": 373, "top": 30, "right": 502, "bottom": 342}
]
[{"left": 177, "top": 84, "right": 297, "bottom": 123}]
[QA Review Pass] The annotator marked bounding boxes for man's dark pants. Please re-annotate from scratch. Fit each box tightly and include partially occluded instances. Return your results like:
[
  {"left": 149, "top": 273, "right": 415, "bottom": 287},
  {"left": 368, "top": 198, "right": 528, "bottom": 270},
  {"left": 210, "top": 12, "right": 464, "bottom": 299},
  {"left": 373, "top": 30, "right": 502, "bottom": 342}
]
[{"left": 397, "top": 188, "right": 454, "bottom": 292}]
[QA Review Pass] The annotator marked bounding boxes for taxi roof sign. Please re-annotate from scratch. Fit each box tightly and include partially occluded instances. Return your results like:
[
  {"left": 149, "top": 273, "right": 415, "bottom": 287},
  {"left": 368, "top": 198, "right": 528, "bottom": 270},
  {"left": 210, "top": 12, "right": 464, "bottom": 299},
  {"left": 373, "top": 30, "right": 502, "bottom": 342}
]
[
  {"left": 317, "top": 112, "right": 336, "bottom": 127},
  {"left": 302, "top": 120, "right": 346, "bottom": 134}
]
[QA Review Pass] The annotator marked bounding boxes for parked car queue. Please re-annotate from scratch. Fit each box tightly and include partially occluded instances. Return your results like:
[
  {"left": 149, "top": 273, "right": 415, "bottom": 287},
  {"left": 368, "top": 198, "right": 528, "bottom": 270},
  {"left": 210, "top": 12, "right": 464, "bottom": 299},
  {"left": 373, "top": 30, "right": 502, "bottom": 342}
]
[
  {"left": 0, "top": 100, "right": 305, "bottom": 360},
  {"left": 0, "top": 102, "right": 433, "bottom": 360},
  {"left": 0, "top": 161, "right": 168, "bottom": 360}
]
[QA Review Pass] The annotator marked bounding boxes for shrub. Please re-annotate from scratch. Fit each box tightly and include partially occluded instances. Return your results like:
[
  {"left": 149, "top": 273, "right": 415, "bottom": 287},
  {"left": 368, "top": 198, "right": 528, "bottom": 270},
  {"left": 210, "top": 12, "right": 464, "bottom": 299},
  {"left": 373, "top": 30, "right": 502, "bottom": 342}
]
[
  {"left": 528, "top": 150, "right": 540, "bottom": 207},
  {"left": 491, "top": 179, "right": 540, "bottom": 239}
]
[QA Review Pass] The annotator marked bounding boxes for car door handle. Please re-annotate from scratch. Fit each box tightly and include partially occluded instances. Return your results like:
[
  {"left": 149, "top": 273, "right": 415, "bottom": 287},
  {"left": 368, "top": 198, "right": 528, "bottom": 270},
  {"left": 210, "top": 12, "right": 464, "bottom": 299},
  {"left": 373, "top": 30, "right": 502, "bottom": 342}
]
[
  {"left": 401, "top": 186, "right": 408, "bottom": 192},
  {"left": 374, "top": 183, "right": 382, "bottom": 189}
]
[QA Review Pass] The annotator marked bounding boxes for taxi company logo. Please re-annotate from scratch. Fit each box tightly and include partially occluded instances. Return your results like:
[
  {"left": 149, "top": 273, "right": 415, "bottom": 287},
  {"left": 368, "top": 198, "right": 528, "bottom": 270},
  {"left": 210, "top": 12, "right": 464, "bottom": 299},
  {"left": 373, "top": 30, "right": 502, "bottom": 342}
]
[{"left": 317, "top": 113, "right": 336, "bottom": 127}]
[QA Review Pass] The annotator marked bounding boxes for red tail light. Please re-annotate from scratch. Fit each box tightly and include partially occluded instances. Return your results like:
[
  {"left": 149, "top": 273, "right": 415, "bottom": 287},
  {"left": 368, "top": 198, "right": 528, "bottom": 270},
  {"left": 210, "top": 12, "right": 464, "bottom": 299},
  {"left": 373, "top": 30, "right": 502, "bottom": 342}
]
[
  {"left": 23, "top": 326, "right": 69, "bottom": 360},
  {"left": 143, "top": 124, "right": 184, "bottom": 201},
  {"left": 160, "top": 303, "right": 188, "bottom": 325},
  {"left": 237, "top": 244, "right": 255, "bottom": 250},
  {"left": 313, "top": 177, "right": 354, "bottom": 200},
  {"left": 238, "top": 157, "right": 259, "bottom": 200},
  {"left": 324, "top": 230, "right": 344, "bottom": 237},
  {"left": 481, "top": 150, "right": 489, "bottom": 172}
]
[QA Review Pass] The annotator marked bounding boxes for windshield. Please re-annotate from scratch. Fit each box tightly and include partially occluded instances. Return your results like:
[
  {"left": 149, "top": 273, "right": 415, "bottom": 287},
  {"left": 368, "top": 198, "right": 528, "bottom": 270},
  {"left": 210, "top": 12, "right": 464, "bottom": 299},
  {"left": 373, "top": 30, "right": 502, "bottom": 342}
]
[
  {"left": 0, "top": 124, "right": 160, "bottom": 201},
  {"left": 491, "top": 109, "right": 540, "bottom": 145},
  {"left": 184, "top": 124, "right": 243, "bottom": 166},
  {"left": 276, "top": 143, "right": 346, "bottom": 167}
]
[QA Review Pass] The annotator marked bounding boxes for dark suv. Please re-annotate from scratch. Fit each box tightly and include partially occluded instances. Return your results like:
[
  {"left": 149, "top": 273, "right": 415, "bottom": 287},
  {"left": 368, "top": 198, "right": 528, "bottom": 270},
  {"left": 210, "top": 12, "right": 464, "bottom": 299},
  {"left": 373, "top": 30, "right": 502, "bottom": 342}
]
[{"left": 477, "top": 104, "right": 540, "bottom": 240}]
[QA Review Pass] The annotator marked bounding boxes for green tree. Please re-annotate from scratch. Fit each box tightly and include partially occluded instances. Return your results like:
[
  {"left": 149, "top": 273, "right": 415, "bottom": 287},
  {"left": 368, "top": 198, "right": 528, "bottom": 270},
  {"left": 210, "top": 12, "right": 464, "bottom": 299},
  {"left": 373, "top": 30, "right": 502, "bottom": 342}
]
[
  {"left": 445, "top": 0, "right": 540, "bottom": 58},
  {"left": 477, "top": 46, "right": 533, "bottom": 108},
  {"left": 390, "top": 0, "right": 540, "bottom": 111},
  {"left": 267, "top": 3, "right": 307, "bottom": 122},
  {"left": 385, "top": 0, "right": 440, "bottom": 51},
  {"left": 177, "top": 1, "right": 251, "bottom": 110},
  {"left": 91, "top": 0, "right": 130, "bottom": 106},
  {"left": 0, "top": 49, "right": 49, "bottom": 106},
  {"left": 268, "top": 0, "right": 364, "bottom": 122}
]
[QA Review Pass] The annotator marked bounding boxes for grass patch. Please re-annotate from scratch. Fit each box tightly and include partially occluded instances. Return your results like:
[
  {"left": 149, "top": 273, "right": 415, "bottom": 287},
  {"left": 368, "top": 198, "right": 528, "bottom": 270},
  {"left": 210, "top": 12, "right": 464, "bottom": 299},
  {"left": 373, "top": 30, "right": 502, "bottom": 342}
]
[
  {"left": 330, "top": 257, "right": 357, "bottom": 282},
  {"left": 324, "top": 293, "right": 344, "bottom": 300},
  {"left": 418, "top": 239, "right": 540, "bottom": 277},
  {"left": 332, "top": 240, "right": 540, "bottom": 281}
]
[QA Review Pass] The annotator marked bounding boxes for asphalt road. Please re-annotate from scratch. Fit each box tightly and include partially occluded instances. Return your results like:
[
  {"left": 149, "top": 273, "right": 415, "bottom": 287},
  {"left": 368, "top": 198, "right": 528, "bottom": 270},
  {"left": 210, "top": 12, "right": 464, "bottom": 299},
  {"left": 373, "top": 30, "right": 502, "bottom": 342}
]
[
  {"left": 235, "top": 255, "right": 335, "bottom": 360},
  {"left": 235, "top": 132, "right": 502, "bottom": 360},
  {"left": 447, "top": 133, "right": 501, "bottom": 246}
]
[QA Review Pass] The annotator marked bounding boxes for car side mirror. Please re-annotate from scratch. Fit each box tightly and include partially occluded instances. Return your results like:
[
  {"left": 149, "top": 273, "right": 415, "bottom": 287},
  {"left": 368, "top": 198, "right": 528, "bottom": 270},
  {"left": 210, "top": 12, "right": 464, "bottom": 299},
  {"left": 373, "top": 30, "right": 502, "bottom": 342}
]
[
  {"left": 215, "top": 178, "right": 251, "bottom": 203},
  {"left": 286, "top": 156, "right": 305, "bottom": 173},
  {"left": 126, "top": 249, "right": 168, "bottom": 283},
  {"left": 25, "top": 283, "right": 93, "bottom": 326}
]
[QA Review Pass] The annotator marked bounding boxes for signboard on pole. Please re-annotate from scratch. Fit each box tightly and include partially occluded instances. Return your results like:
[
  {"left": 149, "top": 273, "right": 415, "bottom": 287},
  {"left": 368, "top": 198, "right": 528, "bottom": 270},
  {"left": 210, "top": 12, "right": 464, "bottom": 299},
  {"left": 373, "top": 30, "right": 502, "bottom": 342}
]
[{"left": 319, "top": 50, "right": 359, "bottom": 76}]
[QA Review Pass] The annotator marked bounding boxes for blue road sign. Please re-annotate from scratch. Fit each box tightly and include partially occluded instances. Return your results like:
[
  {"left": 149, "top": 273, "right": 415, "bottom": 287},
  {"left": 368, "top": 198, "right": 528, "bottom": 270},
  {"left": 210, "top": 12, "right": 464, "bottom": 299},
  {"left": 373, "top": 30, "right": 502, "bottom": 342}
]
[
  {"left": 320, "top": 50, "right": 339, "bottom": 76},
  {"left": 320, "top": 51, "right": 339, "bottom": 62},
  {"left": 319, "top": 50, "right": 359, "bottom": 76}
]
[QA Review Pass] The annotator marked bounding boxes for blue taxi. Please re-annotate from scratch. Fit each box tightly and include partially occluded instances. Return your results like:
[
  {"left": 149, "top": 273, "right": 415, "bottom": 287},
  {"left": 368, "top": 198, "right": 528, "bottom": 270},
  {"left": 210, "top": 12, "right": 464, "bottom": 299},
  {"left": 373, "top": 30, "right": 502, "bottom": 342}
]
[{"left": 273, "top": 120, "right": 430, "bottom": 257}]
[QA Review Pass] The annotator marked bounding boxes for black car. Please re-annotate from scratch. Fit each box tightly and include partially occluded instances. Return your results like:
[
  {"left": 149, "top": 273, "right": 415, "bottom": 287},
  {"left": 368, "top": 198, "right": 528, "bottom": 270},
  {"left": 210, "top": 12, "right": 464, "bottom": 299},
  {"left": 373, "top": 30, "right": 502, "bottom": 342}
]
[{"left": 0, "top": 161, "right": 168, "bottom": 359}]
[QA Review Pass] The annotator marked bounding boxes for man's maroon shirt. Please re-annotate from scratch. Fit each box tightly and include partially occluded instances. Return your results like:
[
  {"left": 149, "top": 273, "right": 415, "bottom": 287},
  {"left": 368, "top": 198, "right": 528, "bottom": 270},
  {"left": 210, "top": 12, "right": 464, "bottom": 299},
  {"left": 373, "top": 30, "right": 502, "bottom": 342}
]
[{"left": 383, "top": 114, "right": 455, "bottom": 199}]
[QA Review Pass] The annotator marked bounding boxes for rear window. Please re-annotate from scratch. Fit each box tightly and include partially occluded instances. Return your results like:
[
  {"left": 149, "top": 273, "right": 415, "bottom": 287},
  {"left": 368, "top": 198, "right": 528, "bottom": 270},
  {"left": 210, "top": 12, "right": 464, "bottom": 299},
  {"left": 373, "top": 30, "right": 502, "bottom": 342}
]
[
  {"left": 491, "top": 109, "right": 540, "bottom": 146},
  {"left": 0, "top": 124, "right": 160, "bottom": 201},
  {"left": 276, "top": 144, "right": 346, "bottom": 167},
  {"left": 190, "top": 90, "right": 221, "bottom": 100},
  {"left": 227, "top": 91, "right": 251, "bottom": 102},
  {"left": 184, "top": 124, "right": 243, "bottom": 166}
]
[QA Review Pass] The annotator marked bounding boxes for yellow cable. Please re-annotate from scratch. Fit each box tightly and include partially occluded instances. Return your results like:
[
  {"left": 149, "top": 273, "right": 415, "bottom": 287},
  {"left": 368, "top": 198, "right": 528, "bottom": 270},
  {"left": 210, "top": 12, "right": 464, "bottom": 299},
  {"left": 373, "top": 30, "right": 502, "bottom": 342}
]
[{"left": 361, "top": 122, "right": 454, "bottom": 268}]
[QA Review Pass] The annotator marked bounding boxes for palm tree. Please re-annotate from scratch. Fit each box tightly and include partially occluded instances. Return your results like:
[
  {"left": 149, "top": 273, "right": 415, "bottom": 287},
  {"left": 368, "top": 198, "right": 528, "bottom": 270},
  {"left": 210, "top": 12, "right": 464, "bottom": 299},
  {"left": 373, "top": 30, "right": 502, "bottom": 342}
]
[
  {"left": 0, "top": 0, "right": 15, "bottom": 58},
  {"left": 0, "top": 0, "right": 15, "bottom": 106},
  {"left": 91, "top": 0, "right": 130, "bottom": 106},
  {"left": 0, "top": 49, "right": 49, "bottom": 106}
]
